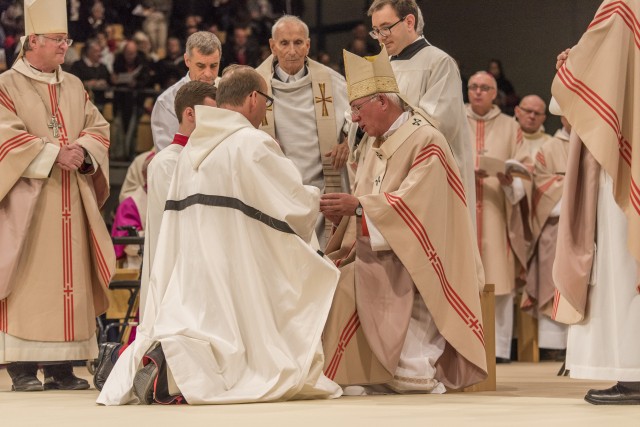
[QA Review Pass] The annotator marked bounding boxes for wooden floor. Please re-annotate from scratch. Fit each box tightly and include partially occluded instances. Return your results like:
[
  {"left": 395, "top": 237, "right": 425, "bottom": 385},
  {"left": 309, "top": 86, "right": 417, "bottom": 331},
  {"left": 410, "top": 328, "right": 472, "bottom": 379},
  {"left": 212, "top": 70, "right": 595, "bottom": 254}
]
[{"left": 1, "top": 362, "right": 637, "bottom": 426}]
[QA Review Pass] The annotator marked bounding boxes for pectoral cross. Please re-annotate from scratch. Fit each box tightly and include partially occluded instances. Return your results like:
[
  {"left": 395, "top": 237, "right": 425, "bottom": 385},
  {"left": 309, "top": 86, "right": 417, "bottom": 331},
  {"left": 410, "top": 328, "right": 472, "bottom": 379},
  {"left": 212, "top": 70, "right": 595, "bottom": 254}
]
[
  {"left": 48, "top": 116, "right": 60, "bottom": 138},
  {"left": 314, "top": 83, "right": 333, "bottom": 117}
]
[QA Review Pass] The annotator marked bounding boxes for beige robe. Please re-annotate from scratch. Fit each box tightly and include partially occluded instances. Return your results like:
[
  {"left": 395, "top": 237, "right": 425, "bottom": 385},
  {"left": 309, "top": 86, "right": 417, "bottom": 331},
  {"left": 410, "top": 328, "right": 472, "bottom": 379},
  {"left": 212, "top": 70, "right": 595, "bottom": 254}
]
[
  {"left": 0, "top": 59, "right": 114, "bottom": 362},
  {"left": 323, "top": 111, "right": 487, "bottom": 390},
  {"left": 524, "top": 133, "right": 569, "bottom": 314},
  {"left": 119, "top": 150, "right": 154, "bottom": 203},
  {"left": 552, "top": 0, "right": 640, "bottom": 322},
  {"left": 466, "top": 105, "right": 530, "bottom": 295}
]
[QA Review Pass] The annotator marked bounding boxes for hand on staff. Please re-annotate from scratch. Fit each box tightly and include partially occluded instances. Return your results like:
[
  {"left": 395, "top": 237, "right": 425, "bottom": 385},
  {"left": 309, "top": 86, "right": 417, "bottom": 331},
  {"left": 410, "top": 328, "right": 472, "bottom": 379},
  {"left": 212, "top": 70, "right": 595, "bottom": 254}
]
[
  {"left": 56, "top": 143, "right": 85, "bottom": 171},
  {"left": 320, "top": 193, "right": 360, "bottom": 221},
  {"left": 324, "top": 141, "right": 349, "bottom": 170},
  {"left": 556, "top": 48, "right": 571, "bottom": 70},
  {"left": 497, "top": 172, "right": 514, "bottom": 186}
]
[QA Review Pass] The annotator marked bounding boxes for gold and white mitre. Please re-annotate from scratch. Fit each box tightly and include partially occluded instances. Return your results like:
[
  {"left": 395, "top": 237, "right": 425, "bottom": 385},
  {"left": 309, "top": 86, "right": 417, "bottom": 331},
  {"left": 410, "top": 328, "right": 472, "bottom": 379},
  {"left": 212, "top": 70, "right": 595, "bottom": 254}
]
[
  {"left": 343, "top": 46, "right": 399, "bottom": 102},
  {"left": 24, "top": 0, "right": 68, "bottom": 35}
]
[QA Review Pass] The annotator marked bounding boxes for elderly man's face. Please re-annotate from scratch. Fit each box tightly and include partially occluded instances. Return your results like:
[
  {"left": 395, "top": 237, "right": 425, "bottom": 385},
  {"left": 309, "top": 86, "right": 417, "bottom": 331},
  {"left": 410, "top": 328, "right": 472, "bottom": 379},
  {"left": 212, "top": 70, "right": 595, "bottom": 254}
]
[
  {"left": 185, "top": 48, "right": 220, "bottom": 85},
  {"left": 467, "top": 73, "right": 497, "bottom": 113},
  {"left": 269, "top": 21, "right": 310, "bottom": 75},
  {"left": 31, "top": 33, "right": 69, "bottom": 70},
  {"left": 515, "top": 96, "right": 546, "bottom": 133},
  {"left": 350, "top": 94, "right": 386, "bottom": 137}
]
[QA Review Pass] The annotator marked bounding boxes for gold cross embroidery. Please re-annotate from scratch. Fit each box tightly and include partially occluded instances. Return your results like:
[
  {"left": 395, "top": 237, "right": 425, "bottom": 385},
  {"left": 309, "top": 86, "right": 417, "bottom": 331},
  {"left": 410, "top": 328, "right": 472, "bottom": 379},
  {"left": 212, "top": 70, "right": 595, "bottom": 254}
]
[
  {"left": 261, "top": 104, "right": 273, "bottom": 126},
  {"left": 315, "top": 83, "right": 333, "bottom": 117}
]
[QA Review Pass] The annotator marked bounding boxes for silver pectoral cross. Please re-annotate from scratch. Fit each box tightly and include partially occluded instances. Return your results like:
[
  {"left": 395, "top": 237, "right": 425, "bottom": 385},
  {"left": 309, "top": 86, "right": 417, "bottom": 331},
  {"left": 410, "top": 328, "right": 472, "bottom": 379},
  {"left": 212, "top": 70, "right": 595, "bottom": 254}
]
[{"left": 48, "top": 116, "right": 60, "bottom": 138}]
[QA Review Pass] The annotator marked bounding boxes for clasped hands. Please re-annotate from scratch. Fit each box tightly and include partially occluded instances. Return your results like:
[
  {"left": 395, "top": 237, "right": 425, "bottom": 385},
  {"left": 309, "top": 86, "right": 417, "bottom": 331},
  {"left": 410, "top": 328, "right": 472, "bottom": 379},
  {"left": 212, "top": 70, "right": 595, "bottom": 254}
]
[
  {"left": 320, "top": 193, "right": 360, "bottom": 225},
  {"left": 56, "top": 142, "right": 85, "bottom": 171}
]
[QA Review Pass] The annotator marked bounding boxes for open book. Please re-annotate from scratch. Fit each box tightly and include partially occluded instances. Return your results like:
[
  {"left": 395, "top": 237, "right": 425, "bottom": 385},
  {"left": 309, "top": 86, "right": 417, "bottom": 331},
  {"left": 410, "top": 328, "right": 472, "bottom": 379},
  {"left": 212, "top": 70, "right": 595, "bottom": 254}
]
[{"left": 478, "top": 156, "right": 531, "bottom": 180}]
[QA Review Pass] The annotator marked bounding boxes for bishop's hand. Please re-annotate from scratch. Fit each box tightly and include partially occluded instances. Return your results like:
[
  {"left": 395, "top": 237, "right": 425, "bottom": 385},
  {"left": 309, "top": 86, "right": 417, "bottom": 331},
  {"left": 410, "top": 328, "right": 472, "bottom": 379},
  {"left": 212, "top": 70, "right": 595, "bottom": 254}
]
[
  {"left": 325, "top": 141, "right": 349, "bottom": 170},
  {"left": 56, "top": 143, "right": 85, "bottom": 171}
]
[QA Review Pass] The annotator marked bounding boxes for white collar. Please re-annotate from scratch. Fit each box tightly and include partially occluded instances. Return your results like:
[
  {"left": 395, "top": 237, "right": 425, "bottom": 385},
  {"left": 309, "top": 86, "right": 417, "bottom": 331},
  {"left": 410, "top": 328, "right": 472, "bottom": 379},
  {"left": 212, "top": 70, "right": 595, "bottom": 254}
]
[{"left": 274, "top": 63, "right": 306, "bottom": 83}]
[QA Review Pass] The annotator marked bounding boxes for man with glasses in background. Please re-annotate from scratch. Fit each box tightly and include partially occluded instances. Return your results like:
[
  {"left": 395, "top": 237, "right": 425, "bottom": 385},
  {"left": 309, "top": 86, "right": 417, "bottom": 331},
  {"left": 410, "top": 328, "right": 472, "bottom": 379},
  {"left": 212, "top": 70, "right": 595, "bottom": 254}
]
[
  {"left": 257, "top": 15, "right": 350, "bottom": 247},
  {"left": 0, "top": 0, "right": 114, "bottom": 392},
  {"left": 367, "top": 0, "right": 476, "bottom": 227},
  {"left": 466, "top": 71, "right": 531, "bottom": 364}
]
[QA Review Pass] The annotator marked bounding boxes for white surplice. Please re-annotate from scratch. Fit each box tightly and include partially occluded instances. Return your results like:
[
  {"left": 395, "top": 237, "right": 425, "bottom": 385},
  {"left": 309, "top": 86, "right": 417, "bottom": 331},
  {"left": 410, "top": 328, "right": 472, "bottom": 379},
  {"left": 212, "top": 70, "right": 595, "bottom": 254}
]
[
  {"left": 98, "top": 105, "right": 341, "bottom": 405},
  {"left": 566, "top": 171, "right": 640, "bottom": 381}
]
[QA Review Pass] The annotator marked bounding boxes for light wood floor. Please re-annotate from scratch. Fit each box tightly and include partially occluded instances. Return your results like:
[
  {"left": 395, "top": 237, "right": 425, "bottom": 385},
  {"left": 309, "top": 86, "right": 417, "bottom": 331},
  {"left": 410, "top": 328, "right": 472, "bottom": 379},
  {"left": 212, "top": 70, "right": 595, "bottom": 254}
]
[{"left": 1, "top": 362, "right": 637, "bottom": 427}]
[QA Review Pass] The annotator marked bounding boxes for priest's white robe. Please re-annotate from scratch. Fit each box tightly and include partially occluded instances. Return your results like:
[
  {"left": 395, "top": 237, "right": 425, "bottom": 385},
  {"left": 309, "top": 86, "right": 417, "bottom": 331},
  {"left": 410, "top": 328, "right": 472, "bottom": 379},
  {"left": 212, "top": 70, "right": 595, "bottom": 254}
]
[
  {"left": 98, "top": 105, "right": 342, "bottom": 405},
  {"left": 390, "top": 37, "right": 475, "bottom": 226}
]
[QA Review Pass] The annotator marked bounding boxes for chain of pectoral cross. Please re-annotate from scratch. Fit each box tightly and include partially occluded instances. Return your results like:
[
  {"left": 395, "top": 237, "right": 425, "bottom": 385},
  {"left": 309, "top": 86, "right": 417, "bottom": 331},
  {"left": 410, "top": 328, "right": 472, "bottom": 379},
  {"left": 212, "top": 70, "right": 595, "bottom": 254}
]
[{"left": 28, "top": 79, "right": 61, "bottom": 139}]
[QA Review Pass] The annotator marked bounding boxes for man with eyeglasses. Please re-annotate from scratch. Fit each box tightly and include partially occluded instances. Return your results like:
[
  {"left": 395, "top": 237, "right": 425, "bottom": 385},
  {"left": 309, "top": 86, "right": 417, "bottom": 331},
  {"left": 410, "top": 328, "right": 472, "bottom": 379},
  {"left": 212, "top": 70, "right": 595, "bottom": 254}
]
[
  {"left": 97, "top": 67, "right": 342, "bottom": 406},
  {"left": 515, "top": 95, "right": 553, "bottom": 160},
  {"left": 320, "top": 47, "right": 486, "bottom": 395},
  {"left": 256, "top": 15, "right": 350, "bottom": 248},
  {"left": 466, "top": 71, "right": 532, "bottom": 364},
  {"left": 0, "top": 0, "right": 115, "bottom": 392},
  {"left": 367, "top": 0, "right": 476, "bottom": 228}
]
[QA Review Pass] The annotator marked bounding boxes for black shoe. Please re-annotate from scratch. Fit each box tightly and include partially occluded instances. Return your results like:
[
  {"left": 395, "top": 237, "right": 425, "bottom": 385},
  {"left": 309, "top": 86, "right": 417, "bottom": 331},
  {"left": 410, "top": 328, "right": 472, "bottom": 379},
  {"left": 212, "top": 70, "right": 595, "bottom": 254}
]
[
  {"left": 496, "top": 357, "right": 511, "bottom": 364},
  {"left": 43, "top": 363, "right": 90, "bottom": 390},
  {"left": 585, "top": 383, "right": 640, "bottom": 405},
  {"left": 133, "top": 363, "right": 158, "bottom": 405},
  {"left": 94, "top": 342, "right": 122, "bottom": 391},
  {"left": 133, "top": 343, "right": 184, "bottom": 405},
  {"left": 7, "top": 363, "right": 43, "bottom": 392}
]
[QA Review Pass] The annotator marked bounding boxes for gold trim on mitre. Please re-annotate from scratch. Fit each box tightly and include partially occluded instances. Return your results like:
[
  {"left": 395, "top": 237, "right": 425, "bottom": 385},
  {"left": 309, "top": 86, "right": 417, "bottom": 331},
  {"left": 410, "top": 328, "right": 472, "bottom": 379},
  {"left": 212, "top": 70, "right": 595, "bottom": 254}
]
[
  {"left": 24, "top": 0, "right": 68, "bottom": 35},
  {"left": 343, "top": 46, "right": 399, "bottom": 102}
]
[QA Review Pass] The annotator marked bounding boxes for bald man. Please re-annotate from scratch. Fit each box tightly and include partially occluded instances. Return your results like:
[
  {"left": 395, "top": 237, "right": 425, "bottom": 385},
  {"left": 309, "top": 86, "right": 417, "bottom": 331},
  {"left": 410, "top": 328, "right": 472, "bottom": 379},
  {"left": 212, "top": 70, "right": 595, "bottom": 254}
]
[{"left": 514, "top": 95, "right": 554, "bottom": 160}]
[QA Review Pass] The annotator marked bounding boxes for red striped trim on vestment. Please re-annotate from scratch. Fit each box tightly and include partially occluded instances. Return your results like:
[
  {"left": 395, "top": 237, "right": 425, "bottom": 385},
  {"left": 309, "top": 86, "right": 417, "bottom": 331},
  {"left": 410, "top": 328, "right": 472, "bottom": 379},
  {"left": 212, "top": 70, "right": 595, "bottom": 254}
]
[
  {"left": 589, "top": 1, "right": 640, "bottom": 49},
  {"left": 0, "top": 299, "right": 7, "bottom": 332},
  {"left": 557, "top": 66, "right": 632, "bottom": 166},
  {"left": 0, "top": 88, "right": 16, "bottom": 114},
  {"left": 324, "top": 311, "right": 361, "bottom": 380},
  {"left": 79, "top": 131, "right": 110, "bottom": 149},
  {"left": 552, "top": 288, "right": 561, "bottom": 320},
  {"left": 411, "top": 144, "right": 467, "bottom": 206},
  {"left": 630, "top": 177, "right": 640, "bottom": 216},
  {"left": 532, "top": 176, "right": 561, "bottom": 214},
  {"left": 536, "top": 151, "right": 546, "bottom": 168},
  {"left": 475, "top": 121, "right": 485, "bottom": 252},
  {"left": 384, "top": 193, "right": 485, "bottom": 345},
  {"left": 0, "top": 133, "right": 39, "bottom": 162},
  {"left": 61, "top": 168, "right": 74, "bottom": 341},
  {"left": 91, "top": 229, "right": 112, "bottom": 287}
]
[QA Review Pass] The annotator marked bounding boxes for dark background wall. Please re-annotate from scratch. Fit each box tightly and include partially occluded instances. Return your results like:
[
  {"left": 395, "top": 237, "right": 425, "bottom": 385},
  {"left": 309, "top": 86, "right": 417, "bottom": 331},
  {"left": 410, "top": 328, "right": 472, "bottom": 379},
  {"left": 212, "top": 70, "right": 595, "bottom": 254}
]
[{"left": 300, "top": 0, "right": 603, "bottom": 132}]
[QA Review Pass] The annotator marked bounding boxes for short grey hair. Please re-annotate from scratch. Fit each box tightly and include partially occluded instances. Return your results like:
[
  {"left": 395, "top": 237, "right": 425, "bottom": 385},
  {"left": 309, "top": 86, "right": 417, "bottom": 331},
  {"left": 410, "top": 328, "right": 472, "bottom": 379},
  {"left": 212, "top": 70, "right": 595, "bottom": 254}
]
[
  {"left": 186, "top": 31, "right": 222, "bottom": 57},
  {"left": 217, "top": 67, "right": 264, "bottom": 107},
  {"left": 271, "top": 15, "right": 309, "bottom": 39},
  {"left": 382, "top": 93, "right": 409, "bottom": 111}
]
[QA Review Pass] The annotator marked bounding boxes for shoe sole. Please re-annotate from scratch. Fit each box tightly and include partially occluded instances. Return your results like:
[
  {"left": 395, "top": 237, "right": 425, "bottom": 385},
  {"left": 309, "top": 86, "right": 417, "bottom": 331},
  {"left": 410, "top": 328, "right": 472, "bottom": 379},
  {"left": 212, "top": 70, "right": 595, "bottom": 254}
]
[
  {"left": 11, "top": 384, "right": 44, "bottom": 392},
  {"left": 584, "top": 395, "right": 640, "bottom": 405},
  {"left": 133, "top": 363, "right": 157, "bottom": 405},
  {"left": 43, "top": 382, "right": 90, "bottom": 391}
]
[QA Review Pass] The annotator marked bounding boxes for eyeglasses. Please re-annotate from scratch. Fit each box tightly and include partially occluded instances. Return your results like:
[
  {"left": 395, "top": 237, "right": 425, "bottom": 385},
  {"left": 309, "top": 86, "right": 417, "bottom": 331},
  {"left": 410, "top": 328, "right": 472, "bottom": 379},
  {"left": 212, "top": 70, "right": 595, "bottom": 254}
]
[
  {"left": 468, "top": 84, "right": 495, "bottom": 93},
  {"left": 369, "top": 16, "right": 406, "bottom": 39},
  {"left": 350, "top": 95, "right": 379, "bottom": 116},
  {"left": 256, "top": 90, "right": 274, "bottom": 108},
  {"left": 517, "top": 106, "right": 545, "bottom": 117},
  {"left": 38, "top": 35, "right": 73, "bottom": 47}
]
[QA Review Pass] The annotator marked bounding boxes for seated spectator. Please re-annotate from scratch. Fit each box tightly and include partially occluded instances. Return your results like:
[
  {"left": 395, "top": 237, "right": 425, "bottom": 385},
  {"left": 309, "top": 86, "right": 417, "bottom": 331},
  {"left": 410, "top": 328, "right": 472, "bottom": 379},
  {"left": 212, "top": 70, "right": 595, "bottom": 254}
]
[
  {"left": 221, "top": 24, "right": 261, "bottom": 68},
  {"left": 154, "top": 36, "right": 187, "bottom": 89},
  {"left": 70, "top": 38, "right": 112, "bottom": 112},
  {"left": 488, "top": 58, "right": 519, "bottom": 115}
]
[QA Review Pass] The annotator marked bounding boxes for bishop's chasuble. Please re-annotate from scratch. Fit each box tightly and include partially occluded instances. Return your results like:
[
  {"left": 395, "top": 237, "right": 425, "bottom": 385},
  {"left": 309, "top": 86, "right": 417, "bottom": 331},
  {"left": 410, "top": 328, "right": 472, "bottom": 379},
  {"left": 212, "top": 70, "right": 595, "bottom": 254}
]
[
  {"left": 0, "top": 58, "right": 114, "bottom": 362},
  {"left": 322, "top": 110, "right": 487, "bottom": 391}
]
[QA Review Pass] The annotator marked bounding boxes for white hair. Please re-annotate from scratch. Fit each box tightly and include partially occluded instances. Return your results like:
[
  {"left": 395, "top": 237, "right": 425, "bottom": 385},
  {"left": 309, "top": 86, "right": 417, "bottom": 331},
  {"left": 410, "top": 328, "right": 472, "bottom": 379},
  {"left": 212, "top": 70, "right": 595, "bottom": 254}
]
[{"left": 271, "top": 15, "right": 309, "bottom": 39}]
